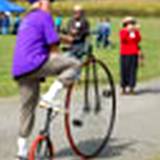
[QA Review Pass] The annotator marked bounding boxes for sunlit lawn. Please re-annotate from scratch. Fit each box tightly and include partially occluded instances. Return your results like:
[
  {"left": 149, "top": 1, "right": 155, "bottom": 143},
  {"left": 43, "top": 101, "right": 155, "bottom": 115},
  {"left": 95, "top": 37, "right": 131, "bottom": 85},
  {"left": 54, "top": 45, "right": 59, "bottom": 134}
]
[{"left": 0, "top": 17, "right": 160, "bottom": 96}]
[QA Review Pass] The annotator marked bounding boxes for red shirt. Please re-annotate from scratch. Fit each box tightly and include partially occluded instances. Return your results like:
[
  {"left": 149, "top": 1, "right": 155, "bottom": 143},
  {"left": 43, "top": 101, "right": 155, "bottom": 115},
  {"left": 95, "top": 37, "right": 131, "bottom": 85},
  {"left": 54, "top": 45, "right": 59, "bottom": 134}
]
[{"left": 120, "top": 28, "right": 141, "bottom": 55}]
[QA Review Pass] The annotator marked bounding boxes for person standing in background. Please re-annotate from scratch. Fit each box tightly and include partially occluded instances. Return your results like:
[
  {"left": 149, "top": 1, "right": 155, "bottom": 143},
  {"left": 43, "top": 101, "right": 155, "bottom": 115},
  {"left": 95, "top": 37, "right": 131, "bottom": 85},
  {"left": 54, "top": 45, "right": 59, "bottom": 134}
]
[
  {"left": 1, "top": 12, "right": 10, "bottom": 35},
  {"left": 66, "top": 5, "right": 91, "bottom": 59},
  {"left": 119, "top": 16, "right": 142, "bottom": 95},
  {"left": 12, "top": 13, "right": 21, "bottom": 35},
  {"left": 55, "top": 11, "right": 63, "bottom": 32},
  {"left": 96, "top": 18, "right": 111, "bottom": 48},
  {"left": 96, "top": 18, "right": 103, "bottom": 48},
  {"left": 0, "top": 12, "right": 3, "bottom": 33}
]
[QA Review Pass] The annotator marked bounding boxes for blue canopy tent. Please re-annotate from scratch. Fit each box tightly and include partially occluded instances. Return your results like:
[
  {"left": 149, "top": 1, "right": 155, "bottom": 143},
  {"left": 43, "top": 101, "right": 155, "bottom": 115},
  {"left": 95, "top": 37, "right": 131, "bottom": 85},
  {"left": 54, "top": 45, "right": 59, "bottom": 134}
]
[{"left": 0, "top": 0, "right": 25, "bottom": 13}]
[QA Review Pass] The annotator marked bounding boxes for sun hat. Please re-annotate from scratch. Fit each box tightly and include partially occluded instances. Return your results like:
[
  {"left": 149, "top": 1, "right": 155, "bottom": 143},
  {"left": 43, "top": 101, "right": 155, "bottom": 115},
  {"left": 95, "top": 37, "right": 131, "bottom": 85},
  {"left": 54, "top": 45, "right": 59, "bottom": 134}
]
[{"left": 122, "top": 16, "right": 136, "bottom": 24}]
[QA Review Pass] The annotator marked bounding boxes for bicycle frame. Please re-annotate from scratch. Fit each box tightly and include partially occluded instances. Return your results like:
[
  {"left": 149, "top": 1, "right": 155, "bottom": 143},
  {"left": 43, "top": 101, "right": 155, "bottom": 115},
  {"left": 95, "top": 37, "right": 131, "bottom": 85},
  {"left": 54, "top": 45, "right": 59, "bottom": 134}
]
[{"left": 39, "top": 108, "right": 58, "bottom": 136}]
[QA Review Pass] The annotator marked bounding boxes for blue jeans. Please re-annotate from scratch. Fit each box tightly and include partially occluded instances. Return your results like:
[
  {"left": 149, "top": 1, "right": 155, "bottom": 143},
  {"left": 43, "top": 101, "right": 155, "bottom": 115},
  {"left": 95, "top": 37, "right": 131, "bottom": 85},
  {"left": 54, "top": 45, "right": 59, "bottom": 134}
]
[{"left": 1, "top": 27, "right": 9, "bottom": 35}]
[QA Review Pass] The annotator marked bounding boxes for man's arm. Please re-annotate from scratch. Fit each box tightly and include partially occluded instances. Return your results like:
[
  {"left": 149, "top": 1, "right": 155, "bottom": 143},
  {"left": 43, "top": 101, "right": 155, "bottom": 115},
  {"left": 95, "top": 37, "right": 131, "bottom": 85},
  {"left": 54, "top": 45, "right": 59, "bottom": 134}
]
[
  {"left": 135, "top": 30, "right": 141, "bottom": 43},
  {"left": 49, "top": 34, "right": 75, "bottom": 54},
  {"left": 60, "top": 34, "right": 74, "bottom": 44},
  {"left": 78, "top": 19, "right": 90, "bottom": 40}
]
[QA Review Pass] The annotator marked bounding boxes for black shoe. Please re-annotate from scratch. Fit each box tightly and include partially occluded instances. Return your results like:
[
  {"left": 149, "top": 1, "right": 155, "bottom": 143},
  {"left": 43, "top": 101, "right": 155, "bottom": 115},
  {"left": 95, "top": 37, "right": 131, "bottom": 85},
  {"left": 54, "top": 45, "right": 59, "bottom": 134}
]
[
  {"left": 120, "top": 88, "right": 127, "bottom": 95},
  {"left": 72, "top": 118, "right": 83, "bottom": 127},
  {"left": 129, "top": 89, "right": 136, "bottom": 95}
]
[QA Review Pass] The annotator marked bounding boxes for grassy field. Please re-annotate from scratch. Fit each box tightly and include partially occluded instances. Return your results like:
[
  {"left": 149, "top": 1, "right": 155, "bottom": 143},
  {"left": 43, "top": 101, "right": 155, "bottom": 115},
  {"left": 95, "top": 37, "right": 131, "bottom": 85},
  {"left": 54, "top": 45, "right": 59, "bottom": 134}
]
[
  {"left": 0, "top": 17, "right": 160, "bottom": 96},
  {"left": 152, "top": 155, "right": 160, "bottom": 160},
  {"left": 53, "top": 1, "right": 160, "bottom": 17},
  {"left": 18, "top": 0, "right": 160, "bottom": 17},
  {"left": 153, "top": 158, "right": 160, "bottom": 160}
]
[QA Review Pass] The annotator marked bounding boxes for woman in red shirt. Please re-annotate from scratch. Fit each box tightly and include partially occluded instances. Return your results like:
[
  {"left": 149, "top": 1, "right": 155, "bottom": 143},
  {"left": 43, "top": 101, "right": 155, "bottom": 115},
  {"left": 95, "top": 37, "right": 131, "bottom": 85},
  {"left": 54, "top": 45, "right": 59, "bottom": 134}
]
[{"left": 119, "top": 17, "right": 142, "bottom": 94}]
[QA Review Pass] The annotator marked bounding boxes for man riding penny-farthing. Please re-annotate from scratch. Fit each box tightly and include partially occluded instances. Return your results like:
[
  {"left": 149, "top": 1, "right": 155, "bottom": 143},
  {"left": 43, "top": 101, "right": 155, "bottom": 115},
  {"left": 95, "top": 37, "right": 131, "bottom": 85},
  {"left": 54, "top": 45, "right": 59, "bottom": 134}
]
[{"left": 12, "top": 0, "right": 116, "bottom": 159}]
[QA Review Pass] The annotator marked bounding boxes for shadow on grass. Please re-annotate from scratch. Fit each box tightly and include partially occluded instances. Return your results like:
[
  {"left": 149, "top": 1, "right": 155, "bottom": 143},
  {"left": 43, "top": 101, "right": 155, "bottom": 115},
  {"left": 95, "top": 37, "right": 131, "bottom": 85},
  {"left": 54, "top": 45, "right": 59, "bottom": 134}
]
[{"left": 55, "top": 138, "right": 137, "bottom": 159}]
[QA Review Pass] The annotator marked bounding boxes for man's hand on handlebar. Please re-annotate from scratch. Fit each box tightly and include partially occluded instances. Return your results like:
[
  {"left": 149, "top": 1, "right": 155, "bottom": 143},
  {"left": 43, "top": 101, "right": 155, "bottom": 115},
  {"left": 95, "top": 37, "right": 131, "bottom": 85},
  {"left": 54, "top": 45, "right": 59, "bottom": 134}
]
[{"left": 60, "top": 34, "right": 74, "bottom": 44}]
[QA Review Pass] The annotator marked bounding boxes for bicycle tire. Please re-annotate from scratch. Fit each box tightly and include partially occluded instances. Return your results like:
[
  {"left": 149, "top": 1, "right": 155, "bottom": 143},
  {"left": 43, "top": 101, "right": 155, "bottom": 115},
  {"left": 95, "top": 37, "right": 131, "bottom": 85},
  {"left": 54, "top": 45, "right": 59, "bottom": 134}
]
[
  {"left": 28, "top": 134, "right": 54, "bottom": 160},
  {"left": 64, "top": 58, "right": 116, "bottom": 159}
]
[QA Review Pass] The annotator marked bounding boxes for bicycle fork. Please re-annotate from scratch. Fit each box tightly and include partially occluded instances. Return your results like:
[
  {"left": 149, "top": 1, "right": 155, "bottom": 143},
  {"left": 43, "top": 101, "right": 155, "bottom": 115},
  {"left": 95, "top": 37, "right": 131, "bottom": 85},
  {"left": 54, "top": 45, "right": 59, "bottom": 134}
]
[{"left": 84, "top": 60, "right": 101, "bottom": 113}]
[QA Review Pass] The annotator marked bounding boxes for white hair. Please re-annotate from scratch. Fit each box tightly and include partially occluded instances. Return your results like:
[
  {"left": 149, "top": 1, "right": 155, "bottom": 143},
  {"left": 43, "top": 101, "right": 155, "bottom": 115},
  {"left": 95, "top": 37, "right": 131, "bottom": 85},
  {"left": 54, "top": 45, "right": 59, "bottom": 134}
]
[{"left": 30, "top": 1, "right": 41, "bottom": 10}]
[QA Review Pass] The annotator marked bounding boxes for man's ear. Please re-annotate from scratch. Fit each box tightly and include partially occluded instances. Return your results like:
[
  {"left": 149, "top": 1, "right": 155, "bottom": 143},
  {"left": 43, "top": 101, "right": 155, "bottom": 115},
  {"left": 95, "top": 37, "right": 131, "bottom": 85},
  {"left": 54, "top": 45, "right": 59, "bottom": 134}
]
[{"left": 31, "top": 1, "right": 41, "bottom": 9}]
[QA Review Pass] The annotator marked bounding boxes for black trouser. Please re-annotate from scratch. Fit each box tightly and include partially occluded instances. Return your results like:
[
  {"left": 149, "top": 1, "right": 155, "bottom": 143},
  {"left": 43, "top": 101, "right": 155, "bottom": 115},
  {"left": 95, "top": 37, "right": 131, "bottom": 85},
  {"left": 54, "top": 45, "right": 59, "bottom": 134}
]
[{"left": 120, "top": 55, "right": 138, "bottom": 89}]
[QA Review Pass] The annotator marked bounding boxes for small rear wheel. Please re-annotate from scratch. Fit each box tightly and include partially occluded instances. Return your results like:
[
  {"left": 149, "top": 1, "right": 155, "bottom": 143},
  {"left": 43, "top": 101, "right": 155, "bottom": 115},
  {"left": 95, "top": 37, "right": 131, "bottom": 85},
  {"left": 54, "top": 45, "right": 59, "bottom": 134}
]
[{"left": 28, "top": 135, "right": 54, "bottom": 160}]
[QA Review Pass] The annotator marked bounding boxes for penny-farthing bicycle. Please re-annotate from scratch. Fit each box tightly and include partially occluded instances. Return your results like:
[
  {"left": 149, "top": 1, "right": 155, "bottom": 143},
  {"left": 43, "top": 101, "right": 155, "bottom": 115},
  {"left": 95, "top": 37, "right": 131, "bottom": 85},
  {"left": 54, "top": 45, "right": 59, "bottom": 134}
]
[
  {"left": 65, "top": 45, "right": 116, "bottom": 159},
  {"left": 28, "top": 45, "right": 116, "bottom": 160}
]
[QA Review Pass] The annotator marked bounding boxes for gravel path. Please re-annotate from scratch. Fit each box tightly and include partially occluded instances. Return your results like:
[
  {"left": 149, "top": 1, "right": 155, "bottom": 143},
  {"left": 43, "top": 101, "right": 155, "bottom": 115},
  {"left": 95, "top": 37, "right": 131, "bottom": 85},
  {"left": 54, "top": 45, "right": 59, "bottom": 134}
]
[{"left": 0, "top": 79, "right": 160, "bottom": 160}]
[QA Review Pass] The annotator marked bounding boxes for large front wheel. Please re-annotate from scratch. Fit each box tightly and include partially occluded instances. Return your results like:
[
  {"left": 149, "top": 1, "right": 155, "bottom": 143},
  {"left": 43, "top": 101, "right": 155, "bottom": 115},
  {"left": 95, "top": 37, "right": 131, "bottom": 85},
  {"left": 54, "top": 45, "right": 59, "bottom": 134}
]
[{"left": 65, "top": 58, "right": 116, "bottom": 159}]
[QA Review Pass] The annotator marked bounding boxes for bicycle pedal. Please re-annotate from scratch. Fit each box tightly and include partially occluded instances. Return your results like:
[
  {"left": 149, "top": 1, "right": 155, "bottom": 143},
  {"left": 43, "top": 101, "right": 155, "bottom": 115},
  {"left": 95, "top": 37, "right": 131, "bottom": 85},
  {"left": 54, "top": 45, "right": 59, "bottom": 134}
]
[
  {"left": 39, "top": 100, "right": 52, "bottom": 109},
  {"left": 102, "top": 89, "right": 112, "bottom": 97},
  {"left": 52, "top": 106, "right": 60, "bottom": 112},
  {"left": 72, "top": 119, "right": 83, "bottom": 127}
]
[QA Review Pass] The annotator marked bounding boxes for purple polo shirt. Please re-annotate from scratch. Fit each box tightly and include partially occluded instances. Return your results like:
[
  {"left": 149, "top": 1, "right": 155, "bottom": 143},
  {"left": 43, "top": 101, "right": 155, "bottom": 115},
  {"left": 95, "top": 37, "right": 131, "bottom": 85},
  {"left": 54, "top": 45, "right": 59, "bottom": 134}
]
[{"left": 12, "top": 9, "right": 60, "bottom": 78}]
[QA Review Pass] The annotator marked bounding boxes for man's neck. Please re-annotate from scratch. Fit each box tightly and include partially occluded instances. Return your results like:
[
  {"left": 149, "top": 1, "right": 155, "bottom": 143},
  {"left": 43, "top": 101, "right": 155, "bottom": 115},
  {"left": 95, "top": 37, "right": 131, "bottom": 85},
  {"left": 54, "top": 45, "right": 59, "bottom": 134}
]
[
  {"left": 32, "top": 2, "right": 51, "bottom": 13},
  {"left": 41, "top": 8, "right": 51, "bottom": 13}
]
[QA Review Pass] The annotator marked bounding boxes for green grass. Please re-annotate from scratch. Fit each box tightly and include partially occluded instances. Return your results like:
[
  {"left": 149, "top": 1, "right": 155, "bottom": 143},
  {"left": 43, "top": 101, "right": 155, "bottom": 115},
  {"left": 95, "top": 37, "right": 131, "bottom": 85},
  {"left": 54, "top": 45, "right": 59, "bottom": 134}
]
[
  {"left": 153, "top": 158, "right": 160, "bottom": 160},
  {"left": 0, "top": 17, "right": 160, "bottom": 96},
  {"left": 151, "top": 155, "right": 160, "bottom": 160},
  {"left": 52, "top": 1, "right": 160, "bottom": 17},
  {"left": 18, "top": 0, "right": 160, "bottom": 17},
  {"left": 0, "top": 36, "right": 17, "bottom": 96}
]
